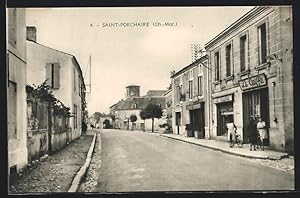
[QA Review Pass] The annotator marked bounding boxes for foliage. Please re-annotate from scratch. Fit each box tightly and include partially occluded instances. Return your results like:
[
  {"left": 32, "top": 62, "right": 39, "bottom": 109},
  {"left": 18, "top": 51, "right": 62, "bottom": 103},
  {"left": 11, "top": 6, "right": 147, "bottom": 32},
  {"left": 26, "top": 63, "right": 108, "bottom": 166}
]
[
  {"left": 140, "top": 103, "right": 163, "bottom": 132},
  {"left": 139, "top": 110, "right": 148, "bottom": 120},
  {"left": 130, "top": 115, "right": 137, "bottom": 123},
  {"left": 26, "top": 81, "right": 70, "bottom": 117},
  {"left": 144, "top": 103, "right": 163, "bottom": 119},
  {"left": 93, "top": 112, "right": 102, "bottom": 123},
  {"left": 109, "top": 114, "right": 116, "bottom": 121}
]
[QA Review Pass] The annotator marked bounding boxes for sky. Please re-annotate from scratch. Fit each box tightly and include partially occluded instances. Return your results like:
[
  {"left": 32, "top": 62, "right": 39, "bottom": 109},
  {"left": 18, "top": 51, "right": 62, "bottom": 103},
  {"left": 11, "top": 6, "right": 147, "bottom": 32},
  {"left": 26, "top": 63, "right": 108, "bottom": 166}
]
[{"left": 26, "top": 6, "right": 254, "bottom": 114}]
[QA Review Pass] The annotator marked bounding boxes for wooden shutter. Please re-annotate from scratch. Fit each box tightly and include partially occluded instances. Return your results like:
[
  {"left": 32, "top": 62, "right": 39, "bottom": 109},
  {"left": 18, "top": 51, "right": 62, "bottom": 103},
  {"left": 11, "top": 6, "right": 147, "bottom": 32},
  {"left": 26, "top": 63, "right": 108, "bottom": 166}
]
[
  {"left": 53, "top": 63, "right": 60, "bottom": 89},
  {"left": 45, "top": 63, "right": 52, "bottom": 86}
]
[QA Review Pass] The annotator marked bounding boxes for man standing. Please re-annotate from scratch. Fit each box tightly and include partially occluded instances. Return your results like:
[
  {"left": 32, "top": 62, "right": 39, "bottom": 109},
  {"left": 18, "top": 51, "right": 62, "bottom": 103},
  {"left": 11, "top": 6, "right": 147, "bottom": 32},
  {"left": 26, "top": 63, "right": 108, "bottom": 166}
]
[{"left": 248, "top": 117, "right": 257, "bottom": 151}]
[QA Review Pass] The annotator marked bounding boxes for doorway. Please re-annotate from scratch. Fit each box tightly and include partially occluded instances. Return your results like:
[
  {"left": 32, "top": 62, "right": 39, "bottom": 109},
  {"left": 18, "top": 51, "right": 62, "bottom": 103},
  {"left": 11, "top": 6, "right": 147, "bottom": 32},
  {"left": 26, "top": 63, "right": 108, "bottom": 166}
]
[
  {"left": 175, "top": 112, "right": 181, "bottom": 135},
  {"left": 242, "top": 88, "right": 269, "bottom": 144},
  {"left": 217, "top": 102, "right": 233, "bottom": 137}
]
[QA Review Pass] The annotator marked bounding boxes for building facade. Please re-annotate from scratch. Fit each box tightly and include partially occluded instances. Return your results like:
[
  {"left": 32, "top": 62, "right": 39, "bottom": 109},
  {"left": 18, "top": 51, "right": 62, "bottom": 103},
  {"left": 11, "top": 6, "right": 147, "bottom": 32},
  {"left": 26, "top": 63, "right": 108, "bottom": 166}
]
[
  {"left": 7, "top": 8, "right": 28, "bottom": 174},
  {"left": 110, "top": 86, "right": 166, "bottom": 131},
  {"left": 205, "top": 6, "right": 293, "bottom": 153},
  {"left": 171, "top": 55, "right": 210, "bottom": 139},
  {"left": 163, "top": 87, "right": 173, "bottom": 131},
  {"left": 26, "top": 27, "right": 86, "bottom": 142}
]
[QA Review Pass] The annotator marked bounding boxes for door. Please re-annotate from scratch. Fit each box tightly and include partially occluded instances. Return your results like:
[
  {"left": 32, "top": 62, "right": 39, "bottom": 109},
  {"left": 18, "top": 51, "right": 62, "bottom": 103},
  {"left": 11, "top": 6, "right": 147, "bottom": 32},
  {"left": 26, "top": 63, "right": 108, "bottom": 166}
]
[
  {"left": 175, "top": 112, "right": 181, "bottom": 135},
  {"left": 243, "top": 88, "right": 269, "bottom": 143}
]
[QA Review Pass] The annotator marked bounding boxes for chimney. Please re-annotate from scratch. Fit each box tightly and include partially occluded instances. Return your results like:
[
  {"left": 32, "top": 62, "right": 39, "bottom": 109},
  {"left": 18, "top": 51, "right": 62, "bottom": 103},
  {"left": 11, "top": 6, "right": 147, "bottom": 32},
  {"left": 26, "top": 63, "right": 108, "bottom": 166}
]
[{"left": 26, "top": 26, "right": 37, "bottom": 42}]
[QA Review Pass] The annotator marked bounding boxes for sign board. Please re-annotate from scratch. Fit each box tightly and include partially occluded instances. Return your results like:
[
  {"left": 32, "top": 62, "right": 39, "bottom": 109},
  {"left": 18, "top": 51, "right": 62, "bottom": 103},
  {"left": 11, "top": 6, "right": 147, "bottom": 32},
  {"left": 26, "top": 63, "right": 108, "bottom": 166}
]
[
  {"left": 238, "top": 74, "right": 267, "bottom": 91},
  {"left": 186, "top": 102, "right": 202, "bottom": 110},
  {"left": 213, "top": 94, "right": 233, "bottom": 104}
]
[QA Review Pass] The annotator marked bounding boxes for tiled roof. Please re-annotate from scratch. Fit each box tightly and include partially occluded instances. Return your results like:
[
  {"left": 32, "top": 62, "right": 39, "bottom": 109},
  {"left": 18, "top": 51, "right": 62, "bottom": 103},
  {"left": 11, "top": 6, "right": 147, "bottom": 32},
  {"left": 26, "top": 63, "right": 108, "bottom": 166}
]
[
  {"left": 116, "top": 97, "right": 166, "bottom": 110},
  {"left": 145, "top": 90, "right": 167, "bottom": 97}
]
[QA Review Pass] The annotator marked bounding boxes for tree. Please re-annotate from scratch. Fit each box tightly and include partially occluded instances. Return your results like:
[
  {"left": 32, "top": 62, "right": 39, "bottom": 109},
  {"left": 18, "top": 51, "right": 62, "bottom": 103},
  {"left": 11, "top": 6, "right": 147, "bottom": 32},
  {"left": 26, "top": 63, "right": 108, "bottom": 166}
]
[
  {"left": 129, "top": 115, "right": 137, "bottom": 131},
  {"left": 93, "top": 112, "right": 102, "bottom": 124},
  {"left": 142, "top": 103, "right": 163, "bottom": 132},
  {"left": 139, "top": 111, "right": 147, "bottom": 132}
]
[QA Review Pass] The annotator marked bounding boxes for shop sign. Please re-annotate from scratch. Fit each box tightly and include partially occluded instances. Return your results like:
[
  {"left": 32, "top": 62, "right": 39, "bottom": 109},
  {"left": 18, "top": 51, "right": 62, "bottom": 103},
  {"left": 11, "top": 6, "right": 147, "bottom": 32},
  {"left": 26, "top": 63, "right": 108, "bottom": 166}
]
[
  {"left": 213, "top": 94, "right": 233, "bottom": 104},
  {"left": 238, "top": 74, "right": 267, "bottom": 91},
  {"left": 186, "top": 102, "right": 202, "bottom": 110}
]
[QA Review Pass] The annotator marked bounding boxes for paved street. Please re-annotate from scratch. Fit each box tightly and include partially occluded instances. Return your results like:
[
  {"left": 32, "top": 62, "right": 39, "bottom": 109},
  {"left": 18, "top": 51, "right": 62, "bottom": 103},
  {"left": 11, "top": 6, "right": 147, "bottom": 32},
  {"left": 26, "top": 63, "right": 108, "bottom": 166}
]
[{"left": 95, "top": 129, "right": 294, "bottom": 192}]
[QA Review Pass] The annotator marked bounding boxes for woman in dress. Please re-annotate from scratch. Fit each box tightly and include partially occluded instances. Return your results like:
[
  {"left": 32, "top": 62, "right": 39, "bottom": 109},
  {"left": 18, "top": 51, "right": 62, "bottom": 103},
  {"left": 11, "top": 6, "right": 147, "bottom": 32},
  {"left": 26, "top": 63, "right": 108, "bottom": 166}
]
[{"left": 257, "top": 117, "right": 268, "bottom": 151}]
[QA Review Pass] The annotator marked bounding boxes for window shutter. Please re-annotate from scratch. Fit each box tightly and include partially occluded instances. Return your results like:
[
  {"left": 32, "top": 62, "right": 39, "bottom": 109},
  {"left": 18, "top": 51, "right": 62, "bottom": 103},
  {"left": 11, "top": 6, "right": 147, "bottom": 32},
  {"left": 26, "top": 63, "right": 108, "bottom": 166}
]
[
  {"left": 53, "top": 63, "right": 60, "bottom": 89},
  {"left": 45, "top": 63, "right": 52, "bottom": 86}
]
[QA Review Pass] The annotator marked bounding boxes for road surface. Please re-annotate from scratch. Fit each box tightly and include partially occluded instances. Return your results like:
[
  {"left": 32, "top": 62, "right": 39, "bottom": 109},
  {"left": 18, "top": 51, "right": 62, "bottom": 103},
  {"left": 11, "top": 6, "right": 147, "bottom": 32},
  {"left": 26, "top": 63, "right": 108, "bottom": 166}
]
[{"left": 95, "top": 129, "right": 294, "bottom": 192}]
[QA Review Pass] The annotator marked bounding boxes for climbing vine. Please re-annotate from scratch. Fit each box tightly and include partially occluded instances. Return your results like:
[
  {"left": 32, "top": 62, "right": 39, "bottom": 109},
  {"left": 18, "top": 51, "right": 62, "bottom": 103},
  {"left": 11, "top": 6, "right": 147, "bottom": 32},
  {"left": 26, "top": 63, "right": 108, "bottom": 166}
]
[{"left": 26, "top": 81, "right": 71, "bottom": 117}]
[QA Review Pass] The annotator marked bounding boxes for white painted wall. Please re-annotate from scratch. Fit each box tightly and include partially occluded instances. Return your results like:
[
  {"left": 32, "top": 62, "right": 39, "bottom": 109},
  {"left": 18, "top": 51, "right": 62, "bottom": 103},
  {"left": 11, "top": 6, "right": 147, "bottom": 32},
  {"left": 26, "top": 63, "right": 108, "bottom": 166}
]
[{"left": 7, "top": 8, "right": 28, "bottom": 173}]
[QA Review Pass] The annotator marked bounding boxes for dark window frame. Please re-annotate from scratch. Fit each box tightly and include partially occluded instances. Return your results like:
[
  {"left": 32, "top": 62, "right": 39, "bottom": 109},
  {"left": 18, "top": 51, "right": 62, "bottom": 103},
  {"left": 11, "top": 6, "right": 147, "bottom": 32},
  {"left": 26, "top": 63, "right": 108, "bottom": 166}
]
[
  {"left": 225, "top": 43, "right": 232, "bottom": 77},
  {"left": 214, "top": 51, "right": 220, "bottom": 81},
  {"left": 258, "top": 22, "right": 268, "bottom": 65}
]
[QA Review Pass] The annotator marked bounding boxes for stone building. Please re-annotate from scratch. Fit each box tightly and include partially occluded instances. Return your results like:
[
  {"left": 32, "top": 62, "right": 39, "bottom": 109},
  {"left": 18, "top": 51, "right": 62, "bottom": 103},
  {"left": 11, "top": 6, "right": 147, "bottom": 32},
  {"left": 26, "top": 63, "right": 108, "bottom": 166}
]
[
  {"left": 171, "top": 55, "right": 210, "bottom": 138},
  {"left": 110, "top": 86, "right": 166, "bottom": 131},
  {"left": 26, "top": 27, "right": 86, "bottom": 142},
  {"left": 205, "top": 6, "right": 293, "bottom": 153},
  {"left": 7, "top": 8, "right": 28, "bottom": 175},
  {"left": 163, "top": 87, "right": 173, "bottom": 131}
]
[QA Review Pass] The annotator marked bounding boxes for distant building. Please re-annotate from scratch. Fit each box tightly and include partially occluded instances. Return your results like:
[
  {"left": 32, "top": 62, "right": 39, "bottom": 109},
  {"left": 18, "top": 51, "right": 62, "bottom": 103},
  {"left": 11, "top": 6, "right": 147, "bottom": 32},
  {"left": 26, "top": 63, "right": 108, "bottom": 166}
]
[
  {"left": 205, "top": 6, "right": 293, "bottom": 153},
  {"left": 163, "top": 88, "right": 173, "bottom": 131},
  {"left": 110, "top": 86, "right": 166, "bottom": 131},
  {"left": 7, "top": 8, "right": 28, "bottom": 175},
  {"left": 26, "top": 27, "right": 86, "bottom": 142}
]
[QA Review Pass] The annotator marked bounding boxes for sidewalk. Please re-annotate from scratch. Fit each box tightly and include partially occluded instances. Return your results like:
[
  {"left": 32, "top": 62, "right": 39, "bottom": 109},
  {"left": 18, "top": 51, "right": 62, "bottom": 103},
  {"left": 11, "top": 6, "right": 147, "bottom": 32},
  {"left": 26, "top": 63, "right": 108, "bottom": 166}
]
[
  {"left": 160, "top": 133, "right": 289, "bottom": 160},
  {"left": 9, "top": 132, "right": 95, "bottom": 193}
]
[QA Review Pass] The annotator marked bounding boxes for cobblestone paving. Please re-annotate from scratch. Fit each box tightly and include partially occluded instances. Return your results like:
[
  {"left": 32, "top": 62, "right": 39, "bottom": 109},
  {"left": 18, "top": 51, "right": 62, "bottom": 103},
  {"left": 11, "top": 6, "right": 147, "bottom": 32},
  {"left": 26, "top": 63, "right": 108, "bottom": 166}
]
[
  {"left": 9, "top": 135, "right": 93, "bottom": 193},
  {"left": 244, "top": 156, "right": 294, "bottom": 175},
  {"left": 79, "top": 133, "right": 102, "bottom": 192}
]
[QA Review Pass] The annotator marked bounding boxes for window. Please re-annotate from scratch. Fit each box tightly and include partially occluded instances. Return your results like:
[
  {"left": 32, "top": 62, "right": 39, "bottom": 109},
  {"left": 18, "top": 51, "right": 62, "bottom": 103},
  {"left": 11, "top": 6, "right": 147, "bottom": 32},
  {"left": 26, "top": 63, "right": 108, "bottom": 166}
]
[
  {"left": 197, "top": 76, "right": 203, "bottom": 96},
  {"left": 258, "top": 23, "right": 267, "bottom": 64},
  {"left": 73, "top": 68, "right": 76, "bottom": 92},
  {"left": 73, "top": 105, "right": 77, "bottom": 129},
  {"left": 8, "top": 8, "right": 17, "bottom": 47},
  {"left": 188, "top": 80, "right": 193, "bottom": 99},
  {"left": 78, "top": 75, "right": 81, "bottom": 96},
  {"left": 189, "top": 69, "right": 193, "bottom": 80},
  {"left": 225, "top": 44, "right": 232, "bottom": 77},
  {"left": 176, "top": 85, "right": 181, "bottom": 103},
  {"left": 240, "top": 35, "right": 247, "bottom": 71},
  {"left": 8, "top": 81, "right": 17, "bottom": 139},
  {"left": 46, "top": 63, "right": 60, "bottom": 89},
  {"left": 214, "top": 51, "right": 220, "bottom": 81},
  {"left": 132, "top": 103, "right": 137, "bottom": 109}
]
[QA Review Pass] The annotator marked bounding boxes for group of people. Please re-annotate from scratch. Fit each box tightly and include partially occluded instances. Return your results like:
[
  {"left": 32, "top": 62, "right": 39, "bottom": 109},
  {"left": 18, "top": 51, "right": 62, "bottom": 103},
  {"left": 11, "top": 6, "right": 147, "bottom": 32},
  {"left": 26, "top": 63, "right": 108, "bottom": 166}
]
[
  {"left": 248, "top": 117, "right": 268, "bottom": 151},
  {"left": 227, "top": 117, "right": 268, "bottom": 151}
]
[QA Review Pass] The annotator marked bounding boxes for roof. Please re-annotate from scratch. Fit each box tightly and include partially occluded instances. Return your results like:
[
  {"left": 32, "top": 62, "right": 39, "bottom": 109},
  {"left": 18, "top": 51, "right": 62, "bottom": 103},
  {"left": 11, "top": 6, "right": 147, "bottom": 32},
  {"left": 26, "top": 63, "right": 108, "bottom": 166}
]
[
  {"left": 115, "top": 97, "right": 166, "bottom": 111},
  {"left": 145, "top": 90, "right": 166, "bottom": 97},
  {"left": 171, "top": 55, "right": 208, "bottom": 79},
  {"left": 205, "top": 6, "right": 270, "bottom": 49},
  {"left": 27, "top": 40, "right": 86, "bottom": 89}
]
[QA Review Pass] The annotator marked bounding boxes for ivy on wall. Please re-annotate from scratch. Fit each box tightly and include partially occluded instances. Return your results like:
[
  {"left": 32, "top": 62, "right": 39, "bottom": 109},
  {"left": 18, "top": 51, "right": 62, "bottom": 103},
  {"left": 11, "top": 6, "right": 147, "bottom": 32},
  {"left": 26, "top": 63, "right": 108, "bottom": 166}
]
[{"left": 26, "top": 81, "right": 71, "bottom": 117}]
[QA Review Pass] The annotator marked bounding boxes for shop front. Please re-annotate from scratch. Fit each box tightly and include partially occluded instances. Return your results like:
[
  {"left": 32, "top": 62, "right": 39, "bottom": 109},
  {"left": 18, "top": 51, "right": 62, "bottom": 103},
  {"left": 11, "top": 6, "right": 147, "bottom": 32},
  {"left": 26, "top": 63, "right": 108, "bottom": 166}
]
[
  {"left": 213, "top": 94, "right": 234, "bottom": 138},
  {"left": 186, "top": 102, "right": 205, "bottom": 138},
  {"left": 239, "top": 74, "right": 269, "bottom": 144}
]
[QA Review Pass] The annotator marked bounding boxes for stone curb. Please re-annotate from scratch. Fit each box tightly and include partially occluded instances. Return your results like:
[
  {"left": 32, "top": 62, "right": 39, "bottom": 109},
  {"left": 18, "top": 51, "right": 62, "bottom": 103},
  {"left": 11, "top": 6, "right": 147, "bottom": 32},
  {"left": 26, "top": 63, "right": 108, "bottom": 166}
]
[
  {"left": 68, "top": 133, "right": 97, "bottom": 192},
  {"left": 160, "top": 134, "right": 288, "bottom": 160}
]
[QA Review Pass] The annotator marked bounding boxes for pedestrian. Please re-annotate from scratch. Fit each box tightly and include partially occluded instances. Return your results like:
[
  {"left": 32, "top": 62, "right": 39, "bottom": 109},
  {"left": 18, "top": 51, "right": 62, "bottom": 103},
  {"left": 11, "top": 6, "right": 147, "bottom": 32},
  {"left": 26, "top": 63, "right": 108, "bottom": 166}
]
[
  {"left": 247, "top": 117, "right": 257, "bottom": 151},
  {"left": 257, "top": 117, "right": 267, "bottom": 151},
  {"left": 227, "top": 118, "right": 237, "bottom": 147}
]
